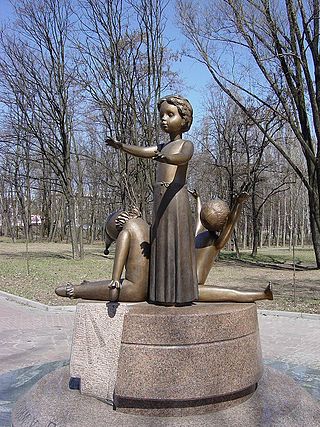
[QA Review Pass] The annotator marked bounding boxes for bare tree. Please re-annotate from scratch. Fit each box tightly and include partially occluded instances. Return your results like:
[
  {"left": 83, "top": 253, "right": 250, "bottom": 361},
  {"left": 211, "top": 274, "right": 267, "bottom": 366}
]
[
  {"left": 75, "top": 0, "right": 171, "bottom": 218},
  {"left": 0, "top": 0, "right": 84, "bottom": 258},
  {"left": 191, "top": 91, "right": 292, "bottom": 256},
  {"left": 178, "top": 0, "right": 320, "bottom": 267}
]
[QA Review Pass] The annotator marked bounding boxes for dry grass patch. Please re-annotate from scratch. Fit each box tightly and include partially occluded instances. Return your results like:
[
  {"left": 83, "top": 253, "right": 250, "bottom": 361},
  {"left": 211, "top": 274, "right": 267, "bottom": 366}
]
[
  {"left": 206, "top": 261, "right": 320, "bottom": 314},
  {"left": 0, "top": 240, "right": 319, "bottom": 313},
  {"left": 0, "top": 240, "right": 113, "bottom": 305}
]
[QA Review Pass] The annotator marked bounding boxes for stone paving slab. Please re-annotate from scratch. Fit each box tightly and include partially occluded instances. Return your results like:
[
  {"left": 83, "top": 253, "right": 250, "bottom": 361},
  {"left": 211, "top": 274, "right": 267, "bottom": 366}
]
[
  {"left": 0, "top": 294, "right": 319, "bottom": 425},
  {"left": 0, "top": 360, "right": 68, "bottom": 427},
  {"left": 0, "top": 295, "right": 74, "bottom": 375},
  {"left": 259, "top": 312, "right": 320, "bottom": 369}
]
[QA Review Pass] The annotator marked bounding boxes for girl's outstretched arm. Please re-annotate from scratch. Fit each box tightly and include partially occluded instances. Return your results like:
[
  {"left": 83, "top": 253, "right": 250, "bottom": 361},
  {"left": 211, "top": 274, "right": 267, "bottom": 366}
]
[{"left": 106, "top": 137, "right": 157, "bottom": 159}]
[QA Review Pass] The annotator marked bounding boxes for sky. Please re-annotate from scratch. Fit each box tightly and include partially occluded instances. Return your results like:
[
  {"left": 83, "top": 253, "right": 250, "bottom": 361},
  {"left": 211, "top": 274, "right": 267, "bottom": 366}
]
[
  {"left": 0, "top": 0, "right": 211, "bottom": 124},
  {"left": 164, "top": 6, "right": 211, "bottom": 123},
  {"left": 0, "top": 0, "right": 13, "bottom": 23}
]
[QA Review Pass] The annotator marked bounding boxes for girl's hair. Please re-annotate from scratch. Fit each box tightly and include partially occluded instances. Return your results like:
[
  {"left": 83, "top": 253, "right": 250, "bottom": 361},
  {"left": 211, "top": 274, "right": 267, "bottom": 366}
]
[{"left": 157, "top": 95, "right": 193, "bottom": 132}]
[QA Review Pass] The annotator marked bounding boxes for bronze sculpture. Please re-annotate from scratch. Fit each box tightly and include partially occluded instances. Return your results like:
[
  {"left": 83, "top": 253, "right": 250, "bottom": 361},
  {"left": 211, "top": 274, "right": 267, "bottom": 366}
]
[
  {"left": 195, "top": 191, "right": 247, "bottom": 285},
  {"left": 193, "top": 191, "right": 272, "bottom": 301},
  {"left": 56, "top": 196, "right": 272, "bottom": 303},
  {"left": 56, "top": 208, "right": 150, "bottom": 302},
  {"left": 56, "top": 94, "right": 272, "bottom": 304},
  {"left": 103, "top": 210, "right": 120, "bottom": 256},
  {"left": 106, "top": 96, "right": 198, "bottom": 306}
]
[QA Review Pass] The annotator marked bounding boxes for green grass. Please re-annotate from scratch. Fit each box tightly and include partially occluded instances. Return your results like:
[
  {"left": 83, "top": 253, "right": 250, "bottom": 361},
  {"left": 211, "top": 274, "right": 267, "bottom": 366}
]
[{"left": 0, "top": 240, "right": 114, "bottom": 305}]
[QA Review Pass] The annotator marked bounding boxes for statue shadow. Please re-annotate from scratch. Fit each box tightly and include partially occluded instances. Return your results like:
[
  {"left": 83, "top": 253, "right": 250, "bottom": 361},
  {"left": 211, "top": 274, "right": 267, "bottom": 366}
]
[
  {"left": 140, "top": 241, "right": 150, "bottom": 259},
  {"left": 106, "top": 301, "right": 120, "bottom": 318}
]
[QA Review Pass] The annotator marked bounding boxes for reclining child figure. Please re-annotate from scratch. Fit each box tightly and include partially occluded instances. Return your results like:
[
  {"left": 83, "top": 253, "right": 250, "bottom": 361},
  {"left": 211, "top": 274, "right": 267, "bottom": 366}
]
[{"left": 55, "top": 193, "right": 273, "bottom": 303}]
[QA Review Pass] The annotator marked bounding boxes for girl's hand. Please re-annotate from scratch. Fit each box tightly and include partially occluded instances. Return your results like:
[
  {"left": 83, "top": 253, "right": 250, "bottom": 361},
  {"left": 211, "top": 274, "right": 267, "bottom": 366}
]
[{"left": 106, "top": 137, "right": 122, "bottom": 150}]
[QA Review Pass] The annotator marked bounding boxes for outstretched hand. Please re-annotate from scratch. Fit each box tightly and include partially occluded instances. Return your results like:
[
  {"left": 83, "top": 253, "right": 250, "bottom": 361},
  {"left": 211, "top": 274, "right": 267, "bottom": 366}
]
[
  {"left": 106, "top": 137, "right": 122, "bottom": 150},
  {"left": 236, "top": 181, "right": 252, "bottom": 203}
]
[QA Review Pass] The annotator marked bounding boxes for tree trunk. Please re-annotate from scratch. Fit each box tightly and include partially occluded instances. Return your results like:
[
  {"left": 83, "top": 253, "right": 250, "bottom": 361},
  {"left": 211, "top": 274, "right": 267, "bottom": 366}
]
[
  {"left": 251, "top": 190, "right": 259, "bottom": 257},
  {"left": 282, "top": 198, "right": 287, "bottom": 247},
  {"left": 243, "top": 213, "right": 247, "bottom": 249},
  {"left": 276, "top": 200, "right": 281, "bottom": 247},
  {"left": 67, "top": 197, "right": 80, "bottom": 259},
  {"left": 259, "top": 203, "right": 264, "bottom": 248},
  {"left": 289, "top": 200, "right": 293, "bottom": 251},
  {"left": 233, "top": 229, "right": 240, "bottom": 258},
  {"left": 251, "top": 217, "right": 259, "bottom": 257},
  {"left": 308, "top": 189, "right": 320, "bottom": 267},
  {"left": 301, "top": 207, "right": 305, "bottom": 248},
  {"left": 268, "top": 204, "right": 273, "bottom": 247}
]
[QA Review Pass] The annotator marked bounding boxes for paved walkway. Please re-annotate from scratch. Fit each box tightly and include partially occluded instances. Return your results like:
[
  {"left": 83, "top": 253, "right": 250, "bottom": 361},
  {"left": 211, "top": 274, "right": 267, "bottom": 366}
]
[
  {"left": 1, "top": 294, "right": 319, "bottom": 374},
  {"left": 259, "top": 310, "right": 320, "bottom": 369},
  {"left": 0, "top": 293, "right": 319, "bottom": 425},
  {"left": 0, "top": 295, "right": 74, "bottom": 375}
]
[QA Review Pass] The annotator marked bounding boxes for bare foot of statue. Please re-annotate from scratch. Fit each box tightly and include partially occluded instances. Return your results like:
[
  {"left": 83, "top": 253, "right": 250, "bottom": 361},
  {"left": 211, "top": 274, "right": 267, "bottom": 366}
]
[
  {"left": 265, "top": 282, "right": 273, "bottom": 300},
  {"left": 55, "top": 282, "right": 75, "bottom": 298}
]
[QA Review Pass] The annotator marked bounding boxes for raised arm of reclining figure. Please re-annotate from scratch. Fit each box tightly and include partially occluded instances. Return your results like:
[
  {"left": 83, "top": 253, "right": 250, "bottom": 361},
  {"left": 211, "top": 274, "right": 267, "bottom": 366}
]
[
  {"left": 108, "top": 229, "right": 131, "bottom": 300},
  {"left": 215, "top": 192, "right": 249, "bottom": 250}
]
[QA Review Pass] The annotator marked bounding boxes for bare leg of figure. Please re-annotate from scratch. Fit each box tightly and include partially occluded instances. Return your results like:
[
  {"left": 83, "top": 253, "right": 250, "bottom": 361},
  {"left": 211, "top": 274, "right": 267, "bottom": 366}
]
[
  {"left": 55, "top": 278, "right": 147, "bottom": 302},
  {"left": 55, "top": 279, "right": 113, "bottom": 301},
  {"left": 198, "top": 282, "right": 273, "bottom": 303}
]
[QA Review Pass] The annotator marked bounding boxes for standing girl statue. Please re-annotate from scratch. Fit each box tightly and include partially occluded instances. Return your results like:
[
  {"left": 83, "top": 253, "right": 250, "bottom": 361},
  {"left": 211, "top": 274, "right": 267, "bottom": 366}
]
[{"left": 106, "top": 95, "right": 198, "bottom": 305}]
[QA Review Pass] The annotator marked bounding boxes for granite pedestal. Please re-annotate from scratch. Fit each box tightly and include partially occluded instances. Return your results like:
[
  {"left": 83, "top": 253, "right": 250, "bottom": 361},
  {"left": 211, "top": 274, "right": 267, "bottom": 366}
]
[
  {"left": 69, "top": 302, "right": 262, "bottom": 415},
  {"left": 12, "top": 366, "right": 320, "bottom": 426},
  {"left": 11, "top": 301, "right": 320, "bottom": 425}
]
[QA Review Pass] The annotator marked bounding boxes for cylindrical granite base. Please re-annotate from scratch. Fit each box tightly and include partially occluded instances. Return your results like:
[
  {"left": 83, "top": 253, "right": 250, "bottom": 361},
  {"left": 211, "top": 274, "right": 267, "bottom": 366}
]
[
  {"left": 12, "top": 366, "right": 320, "bottom": 426},
  {"left": 114, "top": 302, "right": 263, "bottom": 415}
]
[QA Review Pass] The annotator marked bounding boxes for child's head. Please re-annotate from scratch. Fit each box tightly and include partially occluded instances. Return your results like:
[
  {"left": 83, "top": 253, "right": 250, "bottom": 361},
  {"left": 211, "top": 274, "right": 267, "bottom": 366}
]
[
  {"left": 105, "top": 207, "right": 141, "bottom": 241},
  {"left": 200, "top": 199, "right": 230, "bottom": 232},
  {"left": 115, "top": 207, "right": 141, "bottom": 230},
  {"left": 157, "top": 95, "right": 193, "bottom": 132}
]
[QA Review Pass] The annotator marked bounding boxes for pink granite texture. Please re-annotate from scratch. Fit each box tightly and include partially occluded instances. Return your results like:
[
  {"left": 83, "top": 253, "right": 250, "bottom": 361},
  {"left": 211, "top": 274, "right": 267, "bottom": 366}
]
[
  {"left": 115, "top": 302, "right": 263, "bottom": 415},
  {"left": 12, "top": 366, "right": 320, "bottom": 426}
]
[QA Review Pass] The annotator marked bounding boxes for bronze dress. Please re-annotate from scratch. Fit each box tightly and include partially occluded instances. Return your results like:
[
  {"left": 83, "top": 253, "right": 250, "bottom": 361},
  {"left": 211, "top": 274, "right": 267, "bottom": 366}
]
[{"left": 148, "top": 167, "right": 198, "bottom": 305}]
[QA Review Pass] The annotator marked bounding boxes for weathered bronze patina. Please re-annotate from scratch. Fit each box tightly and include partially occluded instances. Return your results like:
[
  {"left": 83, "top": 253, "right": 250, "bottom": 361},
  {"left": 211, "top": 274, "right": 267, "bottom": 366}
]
[
  {"left": 106, "top": 96, "right": 198, "bottom": 305},
  {"left": 56, "top": 208, "right": 149, "bottom": 302},
  {"left": 56, "top": 94, "right": 273, "bottom": 304},
  {"left": 56, "top": 198, "right": 272, "bottom": 303}
]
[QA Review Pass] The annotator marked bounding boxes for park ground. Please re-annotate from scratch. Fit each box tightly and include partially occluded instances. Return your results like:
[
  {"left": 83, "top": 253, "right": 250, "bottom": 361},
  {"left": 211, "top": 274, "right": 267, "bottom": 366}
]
[{"left": 0, "top": 238, "right": 319, "bottom": 314}]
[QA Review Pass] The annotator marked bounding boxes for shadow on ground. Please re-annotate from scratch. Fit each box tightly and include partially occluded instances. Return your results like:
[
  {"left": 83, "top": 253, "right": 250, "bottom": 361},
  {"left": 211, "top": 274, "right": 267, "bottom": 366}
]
[{"left": 0, "top": 360, "right": 68, "bottom": 427}]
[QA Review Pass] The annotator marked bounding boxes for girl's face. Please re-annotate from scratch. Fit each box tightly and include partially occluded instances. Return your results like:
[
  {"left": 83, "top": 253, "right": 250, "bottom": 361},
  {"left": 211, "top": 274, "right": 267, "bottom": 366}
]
[{"left": 159, "top": 101, "right": 185, "bottom": 137}]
